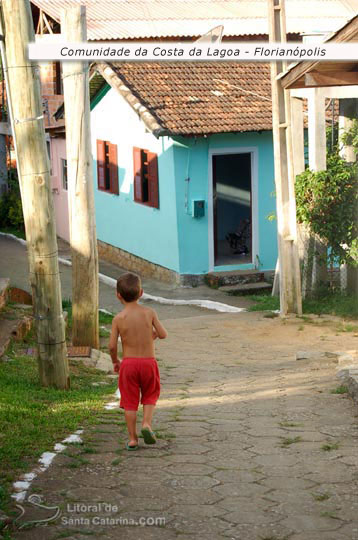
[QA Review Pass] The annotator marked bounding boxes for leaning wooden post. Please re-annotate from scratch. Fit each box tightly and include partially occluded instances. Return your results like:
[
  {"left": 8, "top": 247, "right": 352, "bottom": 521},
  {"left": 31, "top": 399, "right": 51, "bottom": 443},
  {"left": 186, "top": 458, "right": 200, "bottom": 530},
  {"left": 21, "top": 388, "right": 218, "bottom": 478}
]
[
  {"left": 61, "top": 6, "right": 99, "bottom": 348},
  {"left": 1, "top": 0, "right": 69, "bottom": 388},
  {"left": 267, "top": 0, "right": 302, "bottom": 315}
]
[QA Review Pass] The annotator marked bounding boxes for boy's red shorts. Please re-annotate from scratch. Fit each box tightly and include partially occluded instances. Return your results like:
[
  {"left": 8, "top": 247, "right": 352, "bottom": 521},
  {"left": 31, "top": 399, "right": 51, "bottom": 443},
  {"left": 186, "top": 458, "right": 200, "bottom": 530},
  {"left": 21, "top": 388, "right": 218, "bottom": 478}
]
[{"left": 119, "top": 357, "right": 160, "bottom": 411}]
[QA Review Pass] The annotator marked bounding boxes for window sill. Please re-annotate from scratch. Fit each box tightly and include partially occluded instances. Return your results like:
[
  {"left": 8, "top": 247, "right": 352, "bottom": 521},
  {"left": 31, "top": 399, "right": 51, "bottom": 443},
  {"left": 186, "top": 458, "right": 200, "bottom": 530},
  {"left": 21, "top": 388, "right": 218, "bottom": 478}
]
[
  {"left": 98, "top": 188, "right": 119, "bottom": 196},
  {"left": 134, "top": 200, "right": 158, "bottom": 209}
]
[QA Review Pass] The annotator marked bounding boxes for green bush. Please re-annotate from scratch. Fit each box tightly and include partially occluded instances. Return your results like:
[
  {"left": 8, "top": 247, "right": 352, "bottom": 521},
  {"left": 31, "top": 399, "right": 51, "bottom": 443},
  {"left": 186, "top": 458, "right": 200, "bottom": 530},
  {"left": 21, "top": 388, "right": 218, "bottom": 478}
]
[
  {"left": 295, "top": 154, "right": 358, "bottom": 266},
  {"left": 0, "top": 169, "right": 24, "bottom": 231}
]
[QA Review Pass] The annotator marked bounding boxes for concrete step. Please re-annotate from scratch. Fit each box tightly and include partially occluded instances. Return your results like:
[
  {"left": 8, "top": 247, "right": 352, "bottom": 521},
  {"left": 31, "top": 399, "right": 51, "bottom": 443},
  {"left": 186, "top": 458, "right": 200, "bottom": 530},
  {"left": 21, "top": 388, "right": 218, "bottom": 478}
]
[
  {"left": 206, "top": 270, "right": 265, "bottom": 288},
  {"left": 219, "top": 282, "right": 272, "bottom": 295},
  {"left": 0, "top": 278, "right": 10, "bottom": 311}
]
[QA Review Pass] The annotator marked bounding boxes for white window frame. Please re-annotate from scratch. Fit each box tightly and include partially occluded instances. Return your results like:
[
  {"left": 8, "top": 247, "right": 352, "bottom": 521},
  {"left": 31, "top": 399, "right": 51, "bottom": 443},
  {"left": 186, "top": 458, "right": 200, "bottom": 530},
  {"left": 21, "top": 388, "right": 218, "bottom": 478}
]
[{"left": 61, "top": 158, "right": 68, "bottom": 191}]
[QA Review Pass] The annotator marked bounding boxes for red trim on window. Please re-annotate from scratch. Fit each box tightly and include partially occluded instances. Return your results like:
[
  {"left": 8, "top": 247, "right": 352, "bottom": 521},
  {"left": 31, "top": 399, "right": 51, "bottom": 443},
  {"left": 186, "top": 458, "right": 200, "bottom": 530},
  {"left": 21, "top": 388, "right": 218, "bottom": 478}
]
[
  {"left": 108, "top": 143, "right": 119, "bottom": 195},
  {"left": 148, "top": 151, "right": 159, "bottom": 209},
  {"left": 97, "top": 139, "right": 106, "bottom": 190},
  {"left": 133, "top": 147, "right": 143, "bottom": 202}
]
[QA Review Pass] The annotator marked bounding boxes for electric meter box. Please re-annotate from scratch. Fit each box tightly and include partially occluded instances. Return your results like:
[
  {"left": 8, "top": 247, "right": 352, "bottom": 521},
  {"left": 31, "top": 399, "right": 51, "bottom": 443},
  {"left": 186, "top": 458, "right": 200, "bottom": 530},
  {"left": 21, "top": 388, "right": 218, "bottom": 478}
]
[{"left": 192, "top": 200, "right": 205, "bottom": 218}]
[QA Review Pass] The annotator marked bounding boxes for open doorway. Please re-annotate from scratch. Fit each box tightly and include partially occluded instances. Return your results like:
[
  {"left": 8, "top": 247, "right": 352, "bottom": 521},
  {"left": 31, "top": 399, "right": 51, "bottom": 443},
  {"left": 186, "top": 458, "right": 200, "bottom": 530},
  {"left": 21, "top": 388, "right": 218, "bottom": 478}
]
[{"left": 212, "top": 152, "right": 252, "bottom": 266}]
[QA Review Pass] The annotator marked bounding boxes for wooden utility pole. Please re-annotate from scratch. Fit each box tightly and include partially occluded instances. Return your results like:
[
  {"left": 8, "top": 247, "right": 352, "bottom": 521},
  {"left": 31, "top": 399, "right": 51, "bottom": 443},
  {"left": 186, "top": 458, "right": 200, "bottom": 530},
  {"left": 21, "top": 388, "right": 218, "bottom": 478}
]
[
  {"left": 1, "top": 0, "right": 69, "bottom": 388},
  {"left": 267, "top": 0, "right": 302, "bottom": 315},
  {"left": 61, "top": 6, "right": 99, "bottom": 348}
]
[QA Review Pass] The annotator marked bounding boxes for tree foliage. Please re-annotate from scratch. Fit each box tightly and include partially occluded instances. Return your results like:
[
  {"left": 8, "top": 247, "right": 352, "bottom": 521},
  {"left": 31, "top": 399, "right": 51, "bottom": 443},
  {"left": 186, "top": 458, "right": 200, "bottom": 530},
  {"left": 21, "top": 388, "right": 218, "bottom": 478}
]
[
  {"left": 341, "top": 119, "right": 358, "bottom": 156},
  {"left": 0, "top": 169, "right": 24, "bottom": 231},
  {"left": 295, "top": 149, "right": 358, "bottom": 266}
]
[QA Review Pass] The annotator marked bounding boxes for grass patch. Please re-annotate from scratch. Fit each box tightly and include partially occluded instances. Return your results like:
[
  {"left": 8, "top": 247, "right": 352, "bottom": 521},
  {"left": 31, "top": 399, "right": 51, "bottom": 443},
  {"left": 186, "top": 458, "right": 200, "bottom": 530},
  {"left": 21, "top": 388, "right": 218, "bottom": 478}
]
[
  {"left": 279, "top": 421, "right": 303, "bottom": 428},
  {"left": 2, "top": 531, "right": 15, "bottom": 540},
  {"left": 259, "top": 536, "right": 290, "bottom": 540},
  {"left": 321, "top": 442, "right": 340, "bottom": 452},
  {"left": 247, "top": 294, "right": 279, "bottom": 312},
  {"left": 0, "top": 227, "right": 25, "bottom": 240},
  {"left": 336, "top": 323, "right": 358, "bottom": 333},
  {"left": 65, "top": 456, "right": 89, "bottom": 469},
  {"left": 98, "top": 311, "right": 114, "bottom": 325},
  {"left": 302, "top": 293, "right": 358, "bottom": 318},
  {"left": 62, "top": 301, "right": 114, "bottom": 329},
  {"left": 99, "top": 327, "right": 110, "bottom": 338},
  {"left": 154, "top": 431, "right": 176, "bottom": 441},
  {"left": 54, "top": 529, "right": 98, "bottom": 538},
  {"left": 320, "top": 510, "right": 340, "bottom": 520},
  {"left": 331, "top": 386, "right": 348, "bottom": 395},
  {"left": 0, "top": 345, "right": 116, "bottom": 512},
  {"left": 279, "top": 436, "right": 302, "bottom": 448},
  {"left": 81, "top": 446, "right": 97, "bottom": 454},
  {"left": 312, "top": 492, "right": 331, "bottom": 501},
  {"left": 247, "top": 291, "right": 358, "bottom": 319}
]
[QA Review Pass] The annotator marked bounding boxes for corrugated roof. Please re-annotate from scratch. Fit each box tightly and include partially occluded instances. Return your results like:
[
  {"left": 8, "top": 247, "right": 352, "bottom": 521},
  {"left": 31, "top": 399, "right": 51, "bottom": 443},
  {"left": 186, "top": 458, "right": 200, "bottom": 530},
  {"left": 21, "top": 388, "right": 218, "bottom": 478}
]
[
  {"left": 31, "top": 0, "right": 358, "bottom": 39},
  {"left": 105, "top": 62, "right": 273, "bottom": 135}
]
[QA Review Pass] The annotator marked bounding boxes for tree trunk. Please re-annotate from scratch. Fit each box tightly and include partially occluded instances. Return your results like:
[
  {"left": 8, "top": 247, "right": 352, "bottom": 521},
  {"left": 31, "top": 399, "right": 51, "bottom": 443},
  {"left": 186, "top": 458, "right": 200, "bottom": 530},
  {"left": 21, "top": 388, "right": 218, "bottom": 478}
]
[{"left": 2, "top": 0, "right": 69, "bottom": 388}]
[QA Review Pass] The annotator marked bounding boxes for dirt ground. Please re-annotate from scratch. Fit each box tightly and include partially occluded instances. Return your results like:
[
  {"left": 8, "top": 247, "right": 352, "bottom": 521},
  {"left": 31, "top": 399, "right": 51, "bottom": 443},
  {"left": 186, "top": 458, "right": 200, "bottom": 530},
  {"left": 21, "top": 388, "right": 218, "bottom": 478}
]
[{"left": 11, "top": 311, "right": 358, "bottom": 540}]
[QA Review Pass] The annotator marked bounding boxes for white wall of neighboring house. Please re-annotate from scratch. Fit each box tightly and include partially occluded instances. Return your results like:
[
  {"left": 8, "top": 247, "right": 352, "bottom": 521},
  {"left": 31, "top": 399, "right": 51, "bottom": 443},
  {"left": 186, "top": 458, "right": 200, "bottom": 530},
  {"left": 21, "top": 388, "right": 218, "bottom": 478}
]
[{"left": 50, "top": 137, "right": 70, "bottom": 242}]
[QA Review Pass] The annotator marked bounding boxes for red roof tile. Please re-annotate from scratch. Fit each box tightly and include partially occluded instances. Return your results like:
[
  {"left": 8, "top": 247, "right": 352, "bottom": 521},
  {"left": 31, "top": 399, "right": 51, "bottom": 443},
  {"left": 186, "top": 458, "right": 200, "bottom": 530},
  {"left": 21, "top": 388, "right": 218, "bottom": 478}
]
[{"left": 109, "top": 62, "right": 273, "bottom": 135}]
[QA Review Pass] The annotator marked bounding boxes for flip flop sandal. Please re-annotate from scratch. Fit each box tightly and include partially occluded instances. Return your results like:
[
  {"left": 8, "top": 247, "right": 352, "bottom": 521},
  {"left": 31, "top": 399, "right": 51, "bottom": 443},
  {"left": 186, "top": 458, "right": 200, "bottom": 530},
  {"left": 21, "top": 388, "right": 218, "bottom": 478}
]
[
  {"left": 141, "top": 427, "right": 156, "bottom": 445},
  {"left": 126, "top": 442, "right": 139, "bottom": 451}
]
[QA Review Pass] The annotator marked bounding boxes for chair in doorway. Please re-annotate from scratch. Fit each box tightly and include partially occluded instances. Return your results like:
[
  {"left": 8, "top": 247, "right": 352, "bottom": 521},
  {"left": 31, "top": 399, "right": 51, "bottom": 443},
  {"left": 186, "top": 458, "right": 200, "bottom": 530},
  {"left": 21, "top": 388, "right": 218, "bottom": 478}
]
[{"left": 225, "top": 218, "right": 251, "bottom": 255}]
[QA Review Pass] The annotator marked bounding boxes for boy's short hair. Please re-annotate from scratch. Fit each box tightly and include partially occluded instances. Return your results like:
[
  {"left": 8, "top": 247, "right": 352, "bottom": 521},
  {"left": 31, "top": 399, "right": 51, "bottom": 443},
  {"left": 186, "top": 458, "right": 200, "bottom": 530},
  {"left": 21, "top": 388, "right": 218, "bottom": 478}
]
[{"left": 117, "top": 272, "right": 141, "bottom": 302}]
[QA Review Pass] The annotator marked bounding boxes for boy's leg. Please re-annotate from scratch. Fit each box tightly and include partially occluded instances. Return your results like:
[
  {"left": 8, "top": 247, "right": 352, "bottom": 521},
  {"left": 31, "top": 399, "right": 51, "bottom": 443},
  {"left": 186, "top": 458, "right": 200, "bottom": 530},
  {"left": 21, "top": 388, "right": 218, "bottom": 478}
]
[
  {"left": 124, "top": 410, "right": 138, "bottom": 447},
  {"left": 119, "top": 359, "right": 140, "bottom": 447},
  {"left": 142, "top": 404, "right": 155, "bottom": 431},
  {"left": 140, "top": 359, "right": 160, "bottom": 443}
]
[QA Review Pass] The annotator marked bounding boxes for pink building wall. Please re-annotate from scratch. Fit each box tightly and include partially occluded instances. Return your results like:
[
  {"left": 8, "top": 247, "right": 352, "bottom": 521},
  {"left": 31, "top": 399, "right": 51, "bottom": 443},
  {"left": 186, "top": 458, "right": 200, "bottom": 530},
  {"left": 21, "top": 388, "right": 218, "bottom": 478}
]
[{"left": 38, "top": 60, "right": 70, "bottom": 242}]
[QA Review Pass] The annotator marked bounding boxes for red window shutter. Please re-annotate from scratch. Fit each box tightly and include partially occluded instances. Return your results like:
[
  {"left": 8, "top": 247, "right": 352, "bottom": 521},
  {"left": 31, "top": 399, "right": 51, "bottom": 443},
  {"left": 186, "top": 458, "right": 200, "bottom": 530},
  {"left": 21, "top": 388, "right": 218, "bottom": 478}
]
[
  {"left": 96, "top": 140, "right": 106, "bottom": 190},
  {"left": 133, "top": 147, "right": 143, "bottom": 202},
  {"left": 108, "top": 143, "right": 119, "bottom": 195},
  {"left": 148, "top": 151, "right": 159, "bottom": 209}
]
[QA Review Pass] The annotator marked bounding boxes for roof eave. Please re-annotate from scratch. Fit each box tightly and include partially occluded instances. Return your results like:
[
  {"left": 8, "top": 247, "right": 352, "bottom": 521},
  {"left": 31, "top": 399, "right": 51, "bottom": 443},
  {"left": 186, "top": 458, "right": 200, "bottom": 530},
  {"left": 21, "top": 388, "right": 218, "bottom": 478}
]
[
  {"left": 95, "top": 62, "right": 166, "bottom": 138},
  {"left": 280, "top": 14, "right": 358, "bottom": 89}
]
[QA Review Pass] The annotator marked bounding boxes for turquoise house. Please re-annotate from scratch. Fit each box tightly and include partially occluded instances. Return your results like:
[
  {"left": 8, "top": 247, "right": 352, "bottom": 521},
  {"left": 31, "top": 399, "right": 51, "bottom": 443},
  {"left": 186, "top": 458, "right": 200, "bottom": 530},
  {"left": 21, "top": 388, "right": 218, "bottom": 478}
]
[{"left": 90, "top": 61, "right": 277, "bottom": 284}]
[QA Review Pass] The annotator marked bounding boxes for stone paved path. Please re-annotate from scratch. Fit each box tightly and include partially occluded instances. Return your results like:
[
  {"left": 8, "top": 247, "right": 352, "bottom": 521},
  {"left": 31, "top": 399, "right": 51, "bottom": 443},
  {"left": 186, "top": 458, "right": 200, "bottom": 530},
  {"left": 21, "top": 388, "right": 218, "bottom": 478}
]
[{"left": 14, "top": 312, "right": 358, "bottom": 539}]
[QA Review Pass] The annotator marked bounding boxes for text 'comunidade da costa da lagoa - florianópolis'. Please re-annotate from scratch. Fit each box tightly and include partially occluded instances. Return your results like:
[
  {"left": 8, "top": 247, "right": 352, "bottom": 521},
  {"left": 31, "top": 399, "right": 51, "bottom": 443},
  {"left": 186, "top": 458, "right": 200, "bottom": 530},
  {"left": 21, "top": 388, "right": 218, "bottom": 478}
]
[{"left": 59, "top": 45, "right": 327, "bottom": 60}]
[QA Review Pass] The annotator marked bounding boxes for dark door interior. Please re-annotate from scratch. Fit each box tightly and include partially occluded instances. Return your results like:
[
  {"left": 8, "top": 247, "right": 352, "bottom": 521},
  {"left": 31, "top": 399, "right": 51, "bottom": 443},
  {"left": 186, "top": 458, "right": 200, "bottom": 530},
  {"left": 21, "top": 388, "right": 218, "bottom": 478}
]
[{"left": 213, "top": 153, "right": 252, "bottom": 267}]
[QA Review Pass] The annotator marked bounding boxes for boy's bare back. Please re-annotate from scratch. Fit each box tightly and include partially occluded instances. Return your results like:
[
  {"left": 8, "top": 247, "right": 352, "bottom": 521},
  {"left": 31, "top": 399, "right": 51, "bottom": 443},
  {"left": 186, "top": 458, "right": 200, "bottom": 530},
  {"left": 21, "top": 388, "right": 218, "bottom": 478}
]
[{"left": 110, "top": 304, "right": 167, "bottom": 359}]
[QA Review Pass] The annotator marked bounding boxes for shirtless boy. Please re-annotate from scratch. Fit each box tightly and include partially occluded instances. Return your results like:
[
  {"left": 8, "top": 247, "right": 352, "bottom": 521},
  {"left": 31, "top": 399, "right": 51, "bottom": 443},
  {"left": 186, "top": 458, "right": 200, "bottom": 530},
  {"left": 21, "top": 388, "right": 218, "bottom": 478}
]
[{"left": 109, "top": 272, "right": 168, "bottom": 450}]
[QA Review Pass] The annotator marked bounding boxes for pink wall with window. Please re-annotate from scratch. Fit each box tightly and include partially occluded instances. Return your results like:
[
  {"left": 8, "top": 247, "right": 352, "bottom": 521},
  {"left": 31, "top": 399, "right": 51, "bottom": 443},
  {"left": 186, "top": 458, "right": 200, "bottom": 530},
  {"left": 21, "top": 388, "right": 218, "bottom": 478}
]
[{"left": 50, "top": 137, "right": 70, "bottom": 242}]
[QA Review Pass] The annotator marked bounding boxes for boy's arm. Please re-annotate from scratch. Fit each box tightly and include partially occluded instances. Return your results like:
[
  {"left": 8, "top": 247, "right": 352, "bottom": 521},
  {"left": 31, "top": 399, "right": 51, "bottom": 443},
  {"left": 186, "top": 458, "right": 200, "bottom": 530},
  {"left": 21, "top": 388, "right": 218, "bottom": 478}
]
[
  {"left": 152, "top": 310, "right": 168, "bottom": 339},
  {"left": 109, "top": 317, "right": 121, "bottom": 370}
]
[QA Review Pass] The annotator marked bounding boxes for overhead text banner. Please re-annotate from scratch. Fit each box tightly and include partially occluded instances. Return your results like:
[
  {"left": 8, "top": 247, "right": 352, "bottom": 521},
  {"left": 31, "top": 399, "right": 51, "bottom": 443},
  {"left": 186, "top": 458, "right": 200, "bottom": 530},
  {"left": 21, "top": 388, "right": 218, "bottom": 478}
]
[{"left": 28, "top": 41, "right": 358, "bottom": 62}]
